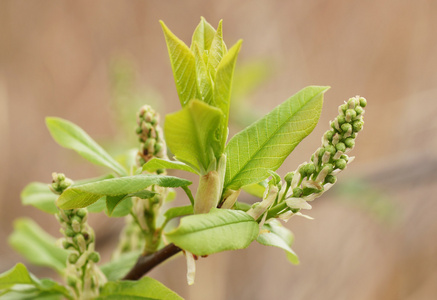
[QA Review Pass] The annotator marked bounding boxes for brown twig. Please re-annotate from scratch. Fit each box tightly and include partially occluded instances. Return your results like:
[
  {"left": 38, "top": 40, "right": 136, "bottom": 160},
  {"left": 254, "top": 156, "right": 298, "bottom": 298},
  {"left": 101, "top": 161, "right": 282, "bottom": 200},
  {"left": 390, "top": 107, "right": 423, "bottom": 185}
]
[{"left": 123, "top": 243, "right": 182, "bottom": 280}]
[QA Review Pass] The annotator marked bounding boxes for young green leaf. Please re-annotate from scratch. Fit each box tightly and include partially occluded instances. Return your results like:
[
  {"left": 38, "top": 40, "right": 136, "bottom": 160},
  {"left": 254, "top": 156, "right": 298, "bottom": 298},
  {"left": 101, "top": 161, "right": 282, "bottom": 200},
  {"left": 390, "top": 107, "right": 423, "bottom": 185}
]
[
  {"left": 21, "top": 183, "right": 58, "bottom": 214},
  {"left": 100, "top": 250, "right": 141, "bottom": 281},
  {"left": 224, "top": 86, "right": 330, "bottom": 190},
  {"left": 207, "top": 20, "right": 225, "bottom": 80},
  {"left": 164, "top": 205, "right": 194, "bottom": 221},
  {"left": 0, "top": 263, "right": 71, "bottom": 299},
  {"left": 160, "top": 21, "right": 198, "bottom": 107},
  {"left": 165, "top": 208, "right": 258, "bottom": 256},
  {"left": 106, "top": 190, "right": 156, "bottom": 216},
  {"left": 242, "top": 180, "right": 268, "bottom": 198},
  {"left": 256, "top": 221, "right": 299, "bottom": 264},
  {"left": 46, "top": 117, "right": 127, "bottom": 176},
  {"left": 193, "top": 42, "right": 214, "bottom": 105},
  {"left": 142, "top": 157, "right": 199, "bottom": 174},
  {"left": 8, "top": 219, "right": 68, "bottom": 273},
  {"left": 214, "top": 40, "right": 243, "bottom": 149},
  {"left": 190, "top": 17, "right": 216, "bottom": 53},
  {"left": 164, "top": 99, "right": 223, "bottom": 173},
  {"left": 56, "top": 174, "right": 191, "bottom": 209},
  {"left": 96, "top": 277, "right": 183, "bottom": 300}
]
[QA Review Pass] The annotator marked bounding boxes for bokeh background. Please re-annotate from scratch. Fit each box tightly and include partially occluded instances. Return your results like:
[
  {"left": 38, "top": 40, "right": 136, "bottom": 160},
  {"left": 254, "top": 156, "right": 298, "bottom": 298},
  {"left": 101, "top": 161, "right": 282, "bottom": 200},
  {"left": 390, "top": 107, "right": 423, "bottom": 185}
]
[{"left": 1, "top": 1, "right": 437, "bottom": 299}]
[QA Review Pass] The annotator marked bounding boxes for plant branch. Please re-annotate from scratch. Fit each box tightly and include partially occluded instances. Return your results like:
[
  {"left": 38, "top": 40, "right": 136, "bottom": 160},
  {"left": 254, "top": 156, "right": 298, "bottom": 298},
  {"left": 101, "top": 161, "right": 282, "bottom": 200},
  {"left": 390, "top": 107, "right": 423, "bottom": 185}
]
[{"left": 123, "top": 243, "right": 182, "bottom": 280}]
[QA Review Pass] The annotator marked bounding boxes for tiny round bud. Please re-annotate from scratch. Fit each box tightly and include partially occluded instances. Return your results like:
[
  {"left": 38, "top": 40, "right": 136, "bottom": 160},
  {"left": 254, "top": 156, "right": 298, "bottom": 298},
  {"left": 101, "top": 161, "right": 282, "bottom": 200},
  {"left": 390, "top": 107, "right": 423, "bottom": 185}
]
[
  {"left": 154, "top": 142, "right": 162, "bottom": 154},
  {"left": 344, "top": 137, "right": 355, "bottom": 148},
  {"left": 88, "top": 252, "right": 100, "bottom": 263},
  {"left": 65, "top": 227, "right": 75, "bottom": 237},
  {"left": 292, "top": 187, "right": 303, "bottom": 197},
  {"left": 305, "top": 163, "right": 315, "bottom": 175},
  {"left": 284, "top": 172, "right": 294, "bottom": 183},
  {"left": 317, "top": 147, "right": 326, "bottom": 160},
  {"left": 298, "top": 166, "right": 307, "bottom": 177},
  {"left": 335, "top": 142, "right": 346, "bottom": 152},
  {"left": 359, "top": 97, "right": 367, "bottom": 107},
  {"left": 340, "top": 103, "right": 348, "bottom": 113},
  {"left": 135, "top": 127, "right": 142, "bottom": 134},
  {"left": 324, "top": 163, "right": 334, "bottom": 174},
  {"left": 324, "top": 130, "right": 334, "bottom": 142},
  {"left": 341, "top": 123, "right": 352, "bottom": 133},
  {"left": 324, "top": 175, "right": 336, "bottom": 184},
  {"left": 325, "top": 145, "right": 336, "bottom": 155},
  {"left": 355, "top": 106, "right": 364, "bottom": 115},
  {"left": 76, "top": 208, "right": 87, "bottom": 218},
  {"left": 337, "top": 115, "right": 346, "bottom": 125},
  {"left": 346, "top": 109, "right": 357, "bottom": 121},
  {"left": 335, "top": 159, "right": 347, "bottom": 170},
  {"left": 62, "top": 240, "right": 71, "bottom": 249},
  {"left": 348, "top": 97, "right": 357, "bottom": 108},
  {"left": 352, "top": 120, "right": 364, "bottom": 132},
  {"left": 68, "top": 253, "right": 79, "bottom": 264}
]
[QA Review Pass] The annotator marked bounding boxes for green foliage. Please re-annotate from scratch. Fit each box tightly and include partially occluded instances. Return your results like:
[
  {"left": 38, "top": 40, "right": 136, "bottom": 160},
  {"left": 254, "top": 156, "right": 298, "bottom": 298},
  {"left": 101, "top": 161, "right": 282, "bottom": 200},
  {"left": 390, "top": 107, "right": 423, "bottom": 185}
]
[
  {"left": 164, "top": 99, "right": 223, "bottom": 173},
  {"left": 142, "top": 158, "right": 199, "bottom": 174},
  {"left": 21, "top": 183, "right": 58, "bottom": 214},
  {"left": 165, "top": 209, "right": 259, "bottom": 256},
  {"left": 96, "top": 277, "right": 183, "bottom": 300},
  {"left": 8, "top": 219, "right": 68, "bottom": 273},
  {"left": 224, "top": 86, "right": 329, "bottom": 190},
  {"left": 46, "top": 117, "right": 127, "bottom": 176},
  {"left": 56, "top": 174, "right": 191, "bottom": 210},
  {"left": 100, "top": 251, "right": 141, "bottom": 281},
  {"left": 0, "top": 264, "right": 71, "bottom": 299}
]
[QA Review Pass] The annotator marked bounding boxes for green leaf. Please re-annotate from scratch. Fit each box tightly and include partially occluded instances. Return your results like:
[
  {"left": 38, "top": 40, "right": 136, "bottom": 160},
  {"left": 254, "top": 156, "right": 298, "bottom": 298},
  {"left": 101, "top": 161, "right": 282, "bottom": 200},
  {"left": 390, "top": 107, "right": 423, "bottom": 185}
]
[
  {"left": 106, "top": 190, "right": 156, "bottom": 216},
  {"left": 57, "top": 175, "right": 191, "bottom": 209},
  {"left": 193, "top": 42, "right": 214, "bottom": 105},
  {"left": 160, "top": 21, "right": 198, "bottom": 107},
  {"left": 165, "top": 208, "right": 258, "bottom": 256},
  {"left": 21, "top": 183, "right": 58, "bottom": 214},
  {"left": 257, "top": 220, "right": 299, "bottom": 264},
  {"left": 164, "top": 99, "right": 223, "bottom": 173},
  {"left": 214, "top": 40, "right": 242, "bottom": 149},
  {"left": 96, "top": 277, "right": 183, "bottom": 300},
  {"left": 225, "top": 86, "right": 329, "bottom": 190},
  {"left": 8, "top": 219, "right": 68, "bottom": 273},
  {"left": 100, "top": 250, "right": 141, "bottom": 281},
  {"left": 0, "top": 264, "right": 33, "bottom": 290},
  {"left": 190, "top": 17, "right": 216, "bottom": 53},
  {"left": 206, "top": 21, "right": 226, "bottom": 80},
  {"left": 164, "top": 205, "right": 193, "bottom": 221},
  {"left": 0, "top": 264, "right": 71, "bottom": 299},
  {"left": 46, "top": 117, "right": 127, "bottom": 176},
  {"left": 142, "top": 158, "right": 199, "bottom": 175}
]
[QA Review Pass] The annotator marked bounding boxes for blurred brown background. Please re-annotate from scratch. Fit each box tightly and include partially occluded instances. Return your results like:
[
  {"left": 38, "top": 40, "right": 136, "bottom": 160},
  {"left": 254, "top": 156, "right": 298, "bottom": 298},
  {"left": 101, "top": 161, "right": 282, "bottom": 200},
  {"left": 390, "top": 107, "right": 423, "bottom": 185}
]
[{"left": 1, "top": 1, "right": 437, "bottom": 299}]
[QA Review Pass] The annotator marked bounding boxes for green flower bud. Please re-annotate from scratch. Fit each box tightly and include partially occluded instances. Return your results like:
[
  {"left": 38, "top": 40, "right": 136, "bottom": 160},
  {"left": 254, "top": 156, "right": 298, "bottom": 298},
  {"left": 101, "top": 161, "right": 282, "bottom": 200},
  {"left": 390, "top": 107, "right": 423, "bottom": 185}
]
[
  {"left": 341, "top": 123, "right": 352, "bottom": 133},
  {"left": 324, "top": 175, "right": 336, "bottom": 184},
  {"left": 325, "top": 145, "right": 336, "bottom": 156},
  {"left": 305, "top": 163, "right": 316, "bottom": 176},
  {"left": 317, "top": 147, "right": 326, "bottom": 160},
  {"left": 339, "top": 103, "right": 348, "bottom": 113},
  {"left": 344, "top": 137, "right": 355, "bottom": 148},
  {"left": 284, "top": 172, "right": 294, "bottom": 184},
  {"left": 352, "top": 120, "right": 364, "bottom": 132},
  {"left": 298, "top": 165, "right": 307, "bottom": 177},
  {"left": 335, "top": 142, "right": 346, "bottom": 152},
  {"left": 324, "top": 130, "right": 334, "bottom": 142},
  {"left": 88, "top": 252, "right": 100, "bottom": 263},
  {"left": 337, "top": 115, "right": 346, "bottom": 125},
  {"left": 359, "top": 97, "right": 367, "bottom": 107},
  {"left": 345, "top": 109, "right": 357, "bottom": 122},
  {"left": 68, "top": 253, "right": 79, "bottom": 264},
  {"left": 292, "top": 187, "right": 303, "bottom": 197},
  {"left": 72, "top": 219, "right": 81, "bottom": 233},
  {"left": 62, "top": 240, "right": 71, "bottom": 249},
  {"left": 355, "top": 106, "right": 364, "bottom": 115},
  {"left": 76, "top": 208, "right": 87, "bottom": 218},
  {"left": 348, "top": 97, "right": 358, "bottom": 108},
  {"left": 335, "top": 159, "right": 347, "bottom": 170},
  {"left": 65, "top": 227, "right": 75, "bottom": 237}
]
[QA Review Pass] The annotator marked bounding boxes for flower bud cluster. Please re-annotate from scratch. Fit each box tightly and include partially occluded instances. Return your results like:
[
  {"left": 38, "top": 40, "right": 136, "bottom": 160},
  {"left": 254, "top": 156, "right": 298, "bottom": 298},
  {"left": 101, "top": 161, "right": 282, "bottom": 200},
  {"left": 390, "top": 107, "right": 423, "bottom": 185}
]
[
  {"left": 51, "top": 173, "right": 104, "bottom": 299},
  {"left": 279, "top": 96, "right": 366, "bottom": 219},
  {"left": 136, "top": 105, "right": 167, "bottom": 166}
]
